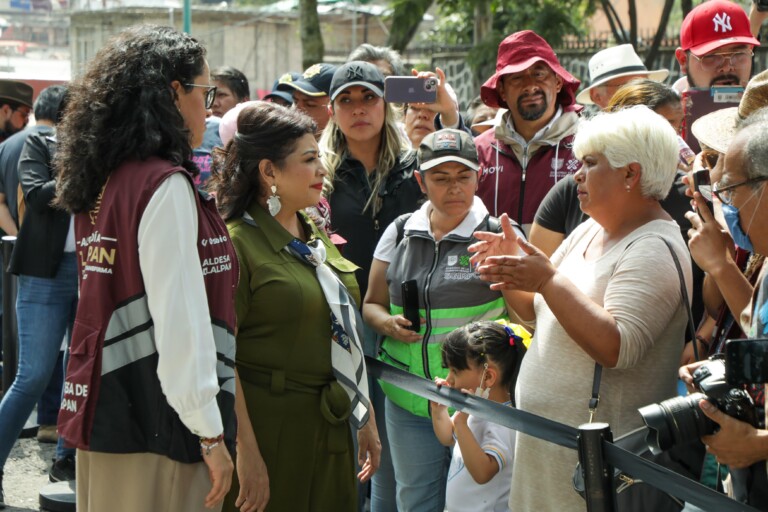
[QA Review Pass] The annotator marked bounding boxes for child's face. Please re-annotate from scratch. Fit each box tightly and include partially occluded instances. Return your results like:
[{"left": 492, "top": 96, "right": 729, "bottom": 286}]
[{"left": 446, "top": 360, "right": 486, "bottom": 393}]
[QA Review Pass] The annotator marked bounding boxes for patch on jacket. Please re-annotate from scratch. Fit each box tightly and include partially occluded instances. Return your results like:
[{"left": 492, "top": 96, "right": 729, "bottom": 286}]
[{"left": 444, "top": 254, "right": 475, "bottom": 281}]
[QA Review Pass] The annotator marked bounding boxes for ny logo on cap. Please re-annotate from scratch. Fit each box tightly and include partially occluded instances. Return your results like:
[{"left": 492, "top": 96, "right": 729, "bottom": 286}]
[
  {"left": 713, "top": 12, "right": 732, "bottom": 33},
  {"left": 345, "top": 64, "right": 365, "bottom": 81}
]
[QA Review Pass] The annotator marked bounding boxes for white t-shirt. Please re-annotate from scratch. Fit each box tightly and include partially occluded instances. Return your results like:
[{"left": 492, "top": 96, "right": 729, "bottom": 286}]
[{"left": 445, "top": 410, "right": 515, "bottom": 512}]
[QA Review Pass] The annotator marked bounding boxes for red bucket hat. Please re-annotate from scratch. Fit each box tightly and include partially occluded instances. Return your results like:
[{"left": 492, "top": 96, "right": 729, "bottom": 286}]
[{"left": 480, "top": 30, "right": 580, "bottom": 110}]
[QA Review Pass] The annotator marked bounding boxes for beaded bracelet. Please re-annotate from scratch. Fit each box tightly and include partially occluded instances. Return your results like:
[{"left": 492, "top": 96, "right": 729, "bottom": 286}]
[{"left": 200, "top": 433, "right": 224, "bottom": 457}]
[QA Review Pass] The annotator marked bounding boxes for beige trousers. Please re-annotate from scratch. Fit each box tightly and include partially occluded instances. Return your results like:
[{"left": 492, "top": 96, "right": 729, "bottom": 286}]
[{"left": 76, "top": 449, "right": 220, "bottom": 512}]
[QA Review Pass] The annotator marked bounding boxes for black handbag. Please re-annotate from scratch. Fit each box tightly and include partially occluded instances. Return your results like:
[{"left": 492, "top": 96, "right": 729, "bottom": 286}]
[{"left": 572, "top": 235, "right": 703, "bottom": 511}]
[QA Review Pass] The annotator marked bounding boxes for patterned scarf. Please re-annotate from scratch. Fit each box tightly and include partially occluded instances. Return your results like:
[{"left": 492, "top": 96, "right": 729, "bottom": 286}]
[{"left": 284, "top": 236, "right": 371, "bottom": 428}]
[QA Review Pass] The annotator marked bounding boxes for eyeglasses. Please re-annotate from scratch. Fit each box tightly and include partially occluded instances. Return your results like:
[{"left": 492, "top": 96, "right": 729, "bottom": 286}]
[
  {"left": 184, "top": 84, "right": 217, "bottom": 109},
  {"left": 691, "top": 51, "right": 753, "bottom": 71},
  {"left": 12, "top": 107, "right": 31, "bottom": 121},
  {"left": 712, "top": 177, "right": 768, "bottom": 205}
]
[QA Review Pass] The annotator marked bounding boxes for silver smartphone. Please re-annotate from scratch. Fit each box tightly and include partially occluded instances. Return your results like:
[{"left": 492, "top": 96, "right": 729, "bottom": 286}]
[{"left": 384, "top": 76, "right": 438, "bottom": 104}]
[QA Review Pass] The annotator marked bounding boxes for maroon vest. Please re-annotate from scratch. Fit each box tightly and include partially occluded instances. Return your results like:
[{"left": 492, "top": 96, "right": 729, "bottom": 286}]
[{"left": 58, "top": 158, "right": 238, "bottom": 462}]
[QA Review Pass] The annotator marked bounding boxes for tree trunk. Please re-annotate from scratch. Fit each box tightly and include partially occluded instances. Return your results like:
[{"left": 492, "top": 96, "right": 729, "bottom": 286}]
[
  {"left": 474, "top": 0, "right": 492, "bottom": 46},
  {"left": 600, "top": 0, "right": 626, "bottom": 44},
  {"left": 300, "top": 0, "right": 324, "bottom": 69},
  {"left": 645, "top": 0, "right": 674, "bottom": 70},
  {"left": 386, "top": 0, "right": 434, "bottom": 52},
  {"left": 628, "top": 0, "right": 637, "bottom": 48},
  {"left": 681, "top": 0, "right": 693, "bottom": 18}
]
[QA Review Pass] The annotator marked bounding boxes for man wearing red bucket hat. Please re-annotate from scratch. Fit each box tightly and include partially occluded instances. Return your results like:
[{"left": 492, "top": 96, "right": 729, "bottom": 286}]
[
  {"left": 675, "top": 0, "right": 761, "bottom": 90},
  {"left": 475, "top": 30, "right": 582, "bottom": 234}
]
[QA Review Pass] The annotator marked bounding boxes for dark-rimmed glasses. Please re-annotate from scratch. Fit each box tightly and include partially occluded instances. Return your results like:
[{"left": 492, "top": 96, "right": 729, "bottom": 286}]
[
  {"left": 184, "top": 84, "right": 217, "bottom": 109},
  {"left": 690, "top": 51, "right": 753, "bottom": 71},
  {"left": 712, "top": 177, "right": 768, "bottom": 205}
]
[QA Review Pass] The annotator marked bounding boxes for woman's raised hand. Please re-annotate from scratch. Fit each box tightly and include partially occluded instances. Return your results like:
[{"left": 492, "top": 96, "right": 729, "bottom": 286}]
[
  {"left": 475, "top": 232, "right": 556, "bottom": 293},
  {"left": 468, "top": 214, "right": 521, "bottom": 268}
]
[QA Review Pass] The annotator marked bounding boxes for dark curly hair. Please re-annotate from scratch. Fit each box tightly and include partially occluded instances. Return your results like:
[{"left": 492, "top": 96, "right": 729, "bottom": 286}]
[
  {"left": 55, "top": 24, "right": 207, "bottom": 213},
  {"left": 442, "top": 321, "right": 527, "bottom": 399},
  {"left": 209, "top": 101, "right": 316, "bottom": 221}
]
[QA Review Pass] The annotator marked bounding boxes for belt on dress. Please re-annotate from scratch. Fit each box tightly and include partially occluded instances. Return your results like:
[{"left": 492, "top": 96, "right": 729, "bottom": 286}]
[{"left": 237, "top": 365, "right": 352, "bottom": 427}]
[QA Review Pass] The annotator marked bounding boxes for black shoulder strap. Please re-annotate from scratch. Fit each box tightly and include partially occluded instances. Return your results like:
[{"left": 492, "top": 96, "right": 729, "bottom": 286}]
[
  {"left": 588, "top": 234, "right": 695, "bottom": 419},
  {"left": 394, "top": 213, "right": 413, "bottom": 246},
  {"left": 487, "top": 215, "right": 502, "bottom": 233}
]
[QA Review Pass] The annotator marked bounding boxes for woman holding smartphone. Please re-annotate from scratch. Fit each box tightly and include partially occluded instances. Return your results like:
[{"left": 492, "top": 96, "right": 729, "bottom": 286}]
[{"left": 363, "top": 129, "right": 524, "bottom": 511}]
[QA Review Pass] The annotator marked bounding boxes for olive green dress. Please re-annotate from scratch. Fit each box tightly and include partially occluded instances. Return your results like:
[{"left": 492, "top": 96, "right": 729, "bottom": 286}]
[{"left": 223, "top": 203, "right": 361, "bottom": 512}]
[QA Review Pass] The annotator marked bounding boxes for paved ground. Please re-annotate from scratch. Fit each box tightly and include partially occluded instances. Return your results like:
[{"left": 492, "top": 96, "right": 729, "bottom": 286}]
[{"left": 3, "top": 437, "right": 55, "bottom": 512}]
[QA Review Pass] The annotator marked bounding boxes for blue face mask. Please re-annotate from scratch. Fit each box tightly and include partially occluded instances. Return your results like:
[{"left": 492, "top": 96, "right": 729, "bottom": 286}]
[{"left": 722, "top": 204, "right": 753, "bottom": 252}]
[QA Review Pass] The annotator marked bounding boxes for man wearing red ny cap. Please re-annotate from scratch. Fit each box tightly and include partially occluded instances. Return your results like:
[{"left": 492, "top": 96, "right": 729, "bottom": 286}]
[
  {"left": 675, "top": 0, "right": 762, "bottom": 90},
  {"left": 475, "top": 30, "right": 582, "bottom": 234}
]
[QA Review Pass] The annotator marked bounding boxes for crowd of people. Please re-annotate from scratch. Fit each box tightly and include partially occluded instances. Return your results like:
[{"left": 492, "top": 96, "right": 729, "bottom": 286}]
[{"left": 0, "top": 0, "right": 767, "bottom": 511}]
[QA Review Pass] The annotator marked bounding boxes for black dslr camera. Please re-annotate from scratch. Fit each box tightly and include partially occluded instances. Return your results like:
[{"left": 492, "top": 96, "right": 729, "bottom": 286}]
[{"left": 639, "top": 357, "right": 757, "bottom": 455}]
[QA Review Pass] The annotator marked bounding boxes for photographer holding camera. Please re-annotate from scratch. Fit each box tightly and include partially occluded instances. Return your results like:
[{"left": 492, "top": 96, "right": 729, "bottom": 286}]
[{"left": 680, "top": 111, "right": 768, "bottom": 507}]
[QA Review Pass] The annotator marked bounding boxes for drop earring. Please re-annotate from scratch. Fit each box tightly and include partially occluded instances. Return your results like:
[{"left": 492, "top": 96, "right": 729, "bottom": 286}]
[
  {"left": 474, "top": 363, "right": 490, "bottom": 400},
  {"left": 267, "top": 185, "right": 282, "bottom": 216}
]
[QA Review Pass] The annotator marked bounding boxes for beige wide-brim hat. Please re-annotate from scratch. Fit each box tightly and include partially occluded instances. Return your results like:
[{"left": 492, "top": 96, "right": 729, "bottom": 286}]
[
  {"left": 576, "top": 44, "right": 669, "bottom": 105},
  {"left": 691, "top": 69, "right": 768, "bottom": 153}
]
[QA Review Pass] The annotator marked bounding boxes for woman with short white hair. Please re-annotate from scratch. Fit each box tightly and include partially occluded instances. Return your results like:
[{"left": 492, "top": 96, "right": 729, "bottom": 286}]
[{"left": 470, "top": 106, "right": 692, "bottom": 510}]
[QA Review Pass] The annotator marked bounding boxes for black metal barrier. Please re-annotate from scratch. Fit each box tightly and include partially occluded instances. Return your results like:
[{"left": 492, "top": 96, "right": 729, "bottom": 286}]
[
  {"left": 1, "top": 235, "right": 17, "bottom": 393},
  {"left": 365, "top": 356, "right": 761, "bottom": 512}
]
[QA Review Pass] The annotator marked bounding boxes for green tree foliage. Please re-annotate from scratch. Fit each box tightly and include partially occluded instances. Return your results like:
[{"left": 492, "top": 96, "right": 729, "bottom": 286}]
[{"left": 409, "top": 0, "right": 595, "bottom": 84}]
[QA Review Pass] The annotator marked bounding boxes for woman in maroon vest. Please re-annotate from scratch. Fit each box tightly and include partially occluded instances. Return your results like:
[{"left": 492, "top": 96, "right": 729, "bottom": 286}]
[{"left": 52, "top": 25, "right": 236, "bottom": 512}]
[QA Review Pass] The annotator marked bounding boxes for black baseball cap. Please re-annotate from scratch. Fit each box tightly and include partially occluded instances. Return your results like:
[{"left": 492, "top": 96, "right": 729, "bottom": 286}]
[
  {"left": 418, "top": 129, "right": 479, "bottom": 172},
  {"left": 329, "top": 61, "right": 385, "bottom": 102},
  {"left": 264, "top": 71, "right": 301, "bottom": 104},
  {"left": 277, "top": 63, "right": 336, "bottom": 97}
]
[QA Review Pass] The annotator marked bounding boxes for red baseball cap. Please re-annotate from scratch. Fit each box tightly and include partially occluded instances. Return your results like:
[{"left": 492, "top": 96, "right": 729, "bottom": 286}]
[
  {"left": 680, "top": 0, "right": 759, "bottom": 56},
  {"left": 480, "top": 30, "right": 580, "bottom": 110}
]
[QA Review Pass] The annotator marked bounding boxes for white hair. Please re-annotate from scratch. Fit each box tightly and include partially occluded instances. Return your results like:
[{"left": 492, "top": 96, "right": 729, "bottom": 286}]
[{"left": 573, "top": 105, "right": 679, "bottom": 200}]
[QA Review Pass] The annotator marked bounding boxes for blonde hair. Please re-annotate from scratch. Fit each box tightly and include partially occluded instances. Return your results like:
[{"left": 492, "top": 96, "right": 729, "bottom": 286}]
[{"left": 320, "top": 100, "right": 409, "bottom": 215}]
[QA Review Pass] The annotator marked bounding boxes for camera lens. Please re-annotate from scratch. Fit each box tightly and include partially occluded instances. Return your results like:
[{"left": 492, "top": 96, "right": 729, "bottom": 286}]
[
  {"left": 424, "top": 78, "right": 437, "bottom": 92},
  {"left": 638, "top": 393, "right": 716, "bottom": 455}
]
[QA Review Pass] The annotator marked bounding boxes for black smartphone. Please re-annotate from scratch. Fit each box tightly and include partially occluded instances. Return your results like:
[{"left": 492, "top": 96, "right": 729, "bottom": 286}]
[
  {"left": 693, "top": 168, "right": 713, "bottom": 218},
  {"left": 756, "top": 0, "right": 768, "bottom": 12},
  {"left": 401, "top": 280, "right": 420, "bottom": 332},
  {"left": 725, "top": 338, "right": 768, "bottom": 385},
  {"left": 384, "top": 76, "right": 438, "bottom": 104}
]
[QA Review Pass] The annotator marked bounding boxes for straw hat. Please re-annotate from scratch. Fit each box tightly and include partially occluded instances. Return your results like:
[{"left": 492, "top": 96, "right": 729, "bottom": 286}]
[
  {"left": 576, "top": 45, "right": 668, "bottom": 105},
  {"left": 691, "top": 70, "right": 768, "bottom": 153}
]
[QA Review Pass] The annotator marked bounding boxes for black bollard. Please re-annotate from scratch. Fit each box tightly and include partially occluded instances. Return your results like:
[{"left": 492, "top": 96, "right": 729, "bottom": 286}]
[
  {"left": 577, "top": 422, "right": 617, "bottom": 512},
  {"left": 1, "top": 235, "right": 17, "bottom": 393}
]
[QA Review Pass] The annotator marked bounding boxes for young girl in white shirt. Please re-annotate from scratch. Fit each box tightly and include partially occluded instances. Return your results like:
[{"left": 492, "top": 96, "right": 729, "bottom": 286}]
[{"left": 431, "top": 320, "right": 529, "bottom": 512}]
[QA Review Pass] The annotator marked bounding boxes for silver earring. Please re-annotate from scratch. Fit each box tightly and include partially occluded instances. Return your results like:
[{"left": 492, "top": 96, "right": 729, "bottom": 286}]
[{"left": 267, "top": 185, "right": 282, "bottom": 216}]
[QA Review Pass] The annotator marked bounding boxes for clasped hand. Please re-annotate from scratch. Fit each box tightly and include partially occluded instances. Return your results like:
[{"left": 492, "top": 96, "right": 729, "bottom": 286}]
[{"left": 468, "top": 214, "right": 556, "bottom": 293}]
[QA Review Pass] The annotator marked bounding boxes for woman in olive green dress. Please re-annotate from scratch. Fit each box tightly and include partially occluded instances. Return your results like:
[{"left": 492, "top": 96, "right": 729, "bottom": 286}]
[{"left": 211, "top": 102, "right": 381, "bottom": 512}]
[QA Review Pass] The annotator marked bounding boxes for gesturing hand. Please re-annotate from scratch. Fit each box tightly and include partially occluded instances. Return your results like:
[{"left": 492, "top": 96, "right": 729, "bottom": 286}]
[
  {"left": 475, "top": 235, "right": 556, "bottom": 293},
  {"left": 468, "top": 214, "right": 522, "bottom": 268}
]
